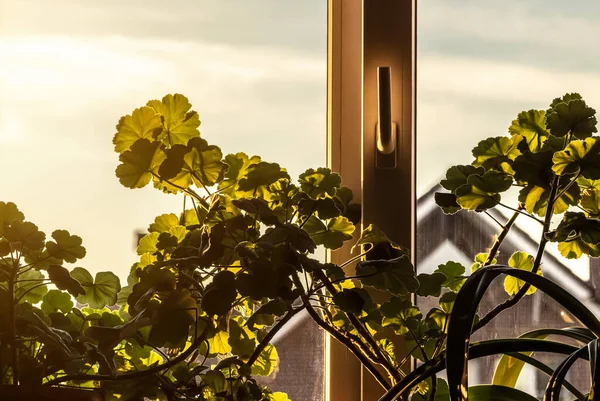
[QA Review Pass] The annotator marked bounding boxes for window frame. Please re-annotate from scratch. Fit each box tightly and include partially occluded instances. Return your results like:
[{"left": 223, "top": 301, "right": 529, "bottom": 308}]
[{"left": 326, "top": 1, "right": 416, "bottom": 400}]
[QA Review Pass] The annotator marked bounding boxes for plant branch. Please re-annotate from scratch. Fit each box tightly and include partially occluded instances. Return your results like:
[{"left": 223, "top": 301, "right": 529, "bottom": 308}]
[
  {"left": 302, "top": 294, "right": 391, "bottom": 391},
  {"left": 474, "top": 175, "right": 560, "bottom": 333},
  {"left": 493, "top": 200, "right": 543, "bottom": 224},
  {"left": 313, "top": 270, "right": 401, "bottom": 383},
  {"left": 483, "top": 208, "right": 521, "bottom": 266},
  {"left": 244, "top": 306, "right": 304, "bottom": 368}
]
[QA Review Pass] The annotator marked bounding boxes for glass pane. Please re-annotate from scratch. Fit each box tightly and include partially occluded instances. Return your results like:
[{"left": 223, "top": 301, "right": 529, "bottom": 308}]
[
  {"left": 0, "top": 1, "right": 326, "bottom": 399},
  {"left": 417, "top": 0, "right": 600, "bottom": 396}
]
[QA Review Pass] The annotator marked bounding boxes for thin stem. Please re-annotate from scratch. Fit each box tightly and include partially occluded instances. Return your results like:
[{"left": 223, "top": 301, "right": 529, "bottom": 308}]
[
  {"left": 474, "top": 175, "right": 560, "bottom": 333},
  {"left": 483, "top": 210, "right": 504, "bottom": 229},
  {"left": 339, "top": 251, "right": 370, "bottom": 268},
  {"left": 483, "top": 208, "right": 520, "bottom": 266},
  {"left": 495, "top": 200, "right": 543, "bottom": 225},
  {"left": 314, "top": 270, "right": 401, "bottom": 383},
  {"left": 303, "top": 295, "right": 391, "bottom": 390},
  {"left": 15, "top": 283, "right": 48, "bottom": 304},
  {"left": 244, "top": 306, "right": 304, "bottom": 368},
  {"left": 553, "top": 172, "right": 581, "bottom": 203}
]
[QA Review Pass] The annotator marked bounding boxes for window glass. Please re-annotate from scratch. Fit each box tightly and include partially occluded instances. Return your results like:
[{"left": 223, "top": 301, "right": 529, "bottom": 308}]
[
  {"left": 417, "top": 0, "right": 600, "bottom": 395},
  {"left": 0, "top": 1, "right": 326, "bottom": 399}
]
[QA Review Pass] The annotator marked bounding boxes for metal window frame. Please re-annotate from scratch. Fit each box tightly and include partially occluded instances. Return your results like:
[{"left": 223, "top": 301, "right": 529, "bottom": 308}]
[{"left": 326, "top": 1, "right": 416, "bottom": 400}]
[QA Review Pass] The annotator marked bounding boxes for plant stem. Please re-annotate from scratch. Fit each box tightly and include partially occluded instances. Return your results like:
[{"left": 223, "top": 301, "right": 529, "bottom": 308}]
[
  {"left": 302, "top": 294, "right": 391, "bottom": 390},
  {"left": 474, "top": 175, "right": 560, "bottom": 333},
  {"left": 244, "top": 306, "right": 304, "bottom": 368},
  {"left": 8, "top": 272, "right": 17, "bottom": 385},
  {"left": 483, "top": 208, "right": 520, "bottom": 266},
  {"left": 495, "top": 201, "right": 543, "bottom": 224},
  {"left": 313, "top": 270, "right": 401, "bottom": 384}
]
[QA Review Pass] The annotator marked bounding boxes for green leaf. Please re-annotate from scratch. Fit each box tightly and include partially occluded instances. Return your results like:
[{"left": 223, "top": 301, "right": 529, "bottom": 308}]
[
  {"left": 549, "top": 211, "right": 600, "bottom": 259},
  {"left": 546, "top": 95, "right": 597, "bottom": 139},
  {"left": 115, "top": 139, "right": 166, "bottom": 189},
  {"left": 298, "top": 167, "right": 342, "bottom": 199},
  {"left": 411, "top": 378, "right": 450, "bottom": 401},
  {"left": 434, "top": 192, "right": 461, "bottom": 215},
  {"left": 228, "top": 318, "right": 256, "bottom": 358},
  {"left": 435, "top": 261, "right": 466, "bottom": 292},
  {"left": 251, "top": 343, "right": 278, "bottom": 376},
  {"left": 440, "top": 165, "right": 485, "bottom": 192},
  {"left": 504, "top": 251, "right": 540, "bottom": 296},
  {"left": 41, "top": 289, "right": 74, "bottom": 314},
  {"left": 518, "top": 179, "right": 580, "bottom": 217},
  {"left": 439, "top": 291, "right": 457, "bottom": 314},
  {"left": 508, "top": 109, "right": 549, "bottom": 152},
  {"left": 380, "top": 296, "right": 421, "bottom": 334},
  {"left": 352, "top": 224, "right": 403, "bottom": 253},
  {"left": 47, "top": 264, "right": 86, "bottom": 297},
  {"left": 416, "top": 272, "right": 446, "bottom": 297},
  {"left": 355, "top": 255, "right": 418, "bottom": 295},
  {"left": 332, "top": 288, "right": 369, "bottom": 315},
  {"left": 455, "top": 171, "right": 512, "bottom": 211},
  {"left": 0, "top": 201, "right": 25, "bottom": 236},
  {"left": 471, "top": 252, "right": 496, "bottom": 273},
  {"left": 202, "top": 271, "right": 237, "bottom": 316},
  {"left": 146, "top": 93, "right": 201, "bottom": 147},
  {"left": 578, "top": 177, "right": 600, "bottom": 217},
  {"left": 218, "top": 152, "right": 262, "bottom": 196},
  {"left": 15, "top": 269, "right": 48, "bottom": 303},
  {"left": 232, "top": 198, "right": 279, "bottom": 225},
  {"left": 553, "top": 137, "right": 600, "bottom": 179},
  {"left": 158, "top": 137, "right": 227, "bottom": 190},
  {"left": 247, "top": 299, "right": 287, "bottom": 330},
  {"left": 304, "top": 216, "right": 355, "bottom": 250},
  {"left": 149, "top": 288, "right": 196, "bottom": 347},
  {"left": 208, "top": 330, "right": 232, "bottom": 355},
  {"left": 148, "top": 213, "right": 180, "bottom": 233},
  {"left": 4, "top": 221, "right": 46, "bottom": 251},
  {"left": 472, "top": 136, "right": 522, "bottom": 174},
  {"left": 46, "top": 230, "right": 86, "bottom": 263},
  {"left": 238, "top": 162, "right": 289, "bottom": 193},
  {"left": 71, "top": 268, "right": 121, "bottom": 308},
  {"left": 467, "top": 385, "right": 539, "bottom": 401},
  {"left": 269, "top": 393, "right": 291, "bottom": 401},
  {"left": 113, "top": 106, "right": 162, "bottom": 154},
  {"left": 137, "top": 232, "right": 159, "bottom": 255}
]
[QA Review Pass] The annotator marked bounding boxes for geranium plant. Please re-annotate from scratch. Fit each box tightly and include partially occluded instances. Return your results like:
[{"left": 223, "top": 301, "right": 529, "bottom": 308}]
[{"left": 5, "top": 92, "right": 600, "bottom": 401}]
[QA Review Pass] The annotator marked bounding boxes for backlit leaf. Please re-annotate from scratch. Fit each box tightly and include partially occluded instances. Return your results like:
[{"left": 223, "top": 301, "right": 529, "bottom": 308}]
[
  {"left": 303, "top": 216, "right": 355, "bottom": 250},
  {"left": 218, "top": 152, "right": 262, "bottom": 196},
  {"left": 298, "top": 167, "right": 342, "bottom": 199},
  {"left": 146, "top": 93, "right": 200, "bottom": 147},
  {"left": 440, "top": 165, "right": 485, "bottom": 192},
  {"left": 15, "top": 269, "right": 48, "bottom": 303},
  {"left": 553, "top": 137, "right": 600, "bottom": 179},
  {"left": 4, "top": 221, "right": 46, "bottom": 251},
  {"left": 46, "top": 230, "right": 86, "bottom": 263},
  {"left": 0, "top": 201, "right": 25, "bottom": 236},
  {"left": 251, "top": 343, "right": 278, "bottom": 376},
  {"left": 455, "top": 171, "right": 512, "bottom": 211},
  {"left": 113, "top": 106, "right": 162, "bottom": 154},
  {"left": 472, "top": 136, "right": 522, "bottom": 174},
  {"left": 115, "top": 139, "right": 166, "bottom": 189},
  {"left": 380, "top": 296, "right": 421, "bottom": 334},
  {"left": 355, "top": 255, "right": 418, "bottom": 295},
  {"left": 434, "top": 192, "right": 461, "bottom": 215},
  {"left": 158, "top": 137, "right": 227, "bottom": 190},
  {"left": 435, "top": 261, "right": 466, "bottom": 292},
  {"left": 508, "top": 109, "right": 549, "bottom": 152},
  {"left": 47, "top": 264, "right": 86, "bottom": 297},
  {"left": 504, "top": 251, "right": 540, "bottom": 296},
  {"left": 71, "top": 268, "right": 121, "bottom": 308},
  {"left": 41, "top": 289, "right": 74, "bottom": 314},
  {"left": 546, "top": 94, "right": 597, "bottom": 139},
  {"left": 416, "top": 272, "right": 446, "bottom": 297}
]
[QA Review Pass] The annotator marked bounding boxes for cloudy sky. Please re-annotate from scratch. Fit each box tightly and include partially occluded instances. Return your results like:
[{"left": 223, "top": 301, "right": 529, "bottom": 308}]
[
  {"left": 2, "top": 0, "right": 600, "bottom": 278},
  {"left": 0, "top": 1, "right": 327, "bottom": 277}
]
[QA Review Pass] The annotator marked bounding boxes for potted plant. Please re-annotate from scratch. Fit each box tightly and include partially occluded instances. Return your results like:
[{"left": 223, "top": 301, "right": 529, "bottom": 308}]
[{"left": 8, "top": 91, "right": 600, "bottom": 400}]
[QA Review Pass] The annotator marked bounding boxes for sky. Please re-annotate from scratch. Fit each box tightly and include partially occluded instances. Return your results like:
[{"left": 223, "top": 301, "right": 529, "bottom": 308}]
[
  {"left": 2, "top": 0, "right": 600, "bottom": 278},
  {"left": 0, "top": 0, "right": 327, "bottom": 278}
]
